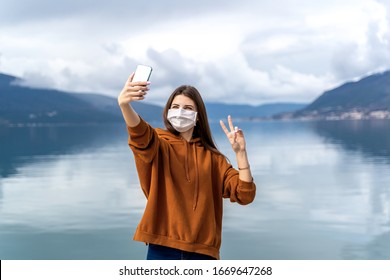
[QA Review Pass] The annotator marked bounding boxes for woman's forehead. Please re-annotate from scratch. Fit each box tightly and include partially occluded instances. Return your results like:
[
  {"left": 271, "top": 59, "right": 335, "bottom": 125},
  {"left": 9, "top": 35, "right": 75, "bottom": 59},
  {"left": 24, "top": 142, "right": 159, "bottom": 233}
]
[{"left": 171, "top": 95, "right": 196, "bottom": 106}]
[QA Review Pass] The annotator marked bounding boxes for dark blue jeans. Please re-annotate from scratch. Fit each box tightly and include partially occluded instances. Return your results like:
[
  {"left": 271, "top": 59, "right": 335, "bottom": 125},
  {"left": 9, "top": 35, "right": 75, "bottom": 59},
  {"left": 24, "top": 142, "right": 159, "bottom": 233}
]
[{"left": 147, "top": 244, "right": 216, "bottom": 260}]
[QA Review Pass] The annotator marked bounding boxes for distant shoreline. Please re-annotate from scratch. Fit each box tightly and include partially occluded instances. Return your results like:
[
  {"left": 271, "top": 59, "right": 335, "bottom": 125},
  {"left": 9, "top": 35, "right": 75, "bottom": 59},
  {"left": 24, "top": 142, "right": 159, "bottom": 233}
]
[{"left": 3, "top": 116, "right": 390, "bottom": 128}]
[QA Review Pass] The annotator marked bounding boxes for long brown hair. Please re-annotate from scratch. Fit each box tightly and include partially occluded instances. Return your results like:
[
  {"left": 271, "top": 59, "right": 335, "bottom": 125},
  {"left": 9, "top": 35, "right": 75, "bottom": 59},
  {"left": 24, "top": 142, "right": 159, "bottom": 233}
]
[{"left": 163, "top": 85, "right": 223, "bottom": 156}]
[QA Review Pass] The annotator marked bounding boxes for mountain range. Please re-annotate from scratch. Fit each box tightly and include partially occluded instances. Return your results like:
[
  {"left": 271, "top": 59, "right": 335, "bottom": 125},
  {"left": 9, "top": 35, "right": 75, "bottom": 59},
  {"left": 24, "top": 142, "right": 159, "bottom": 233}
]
[
  {"left": 0, "top": 73, "right": 166, "bottom": 125},
  {"left": 0, "top": 72, "right": 305, "bottom": 126},
  {"left": 2, "top": 69, "right": 389, "bottom": 125},
  {"left": 276, "top": 70, "right": 390, "bottom": 120}
]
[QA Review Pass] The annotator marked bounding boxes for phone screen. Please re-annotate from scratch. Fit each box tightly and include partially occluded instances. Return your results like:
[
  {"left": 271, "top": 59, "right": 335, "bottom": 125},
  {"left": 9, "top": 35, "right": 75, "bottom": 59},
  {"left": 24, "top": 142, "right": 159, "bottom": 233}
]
[{"left": 132, "top": 65, "right": 153, "bottom": 82}]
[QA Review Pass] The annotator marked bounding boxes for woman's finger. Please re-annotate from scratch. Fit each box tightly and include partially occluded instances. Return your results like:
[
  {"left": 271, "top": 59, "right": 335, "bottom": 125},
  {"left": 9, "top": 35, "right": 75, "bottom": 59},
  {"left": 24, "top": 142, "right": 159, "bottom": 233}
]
[
  {"left": 131, "top": 90, "right": 147, "bottom": 97},
  {"left": 125, "top": 73, "right": 135, "bottom": 85},
  {"left": 220, "top": 120, "right": 230, "bottom": 136},
  {"left": 228, "top": 115, "right": 235, "bottom": 132},
  {"left": 130, "top": 80, "right": 150, "bottom": 87},
  {"left": 127, "top": 85, "right": 149, "bottom": 94}
]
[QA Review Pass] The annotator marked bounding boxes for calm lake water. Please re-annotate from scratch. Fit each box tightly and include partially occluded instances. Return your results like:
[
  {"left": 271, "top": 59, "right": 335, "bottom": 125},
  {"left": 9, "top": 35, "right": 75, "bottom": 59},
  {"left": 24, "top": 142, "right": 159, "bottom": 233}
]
[{"left": 0, "top": 120, "right": 390, "bottom": 260}]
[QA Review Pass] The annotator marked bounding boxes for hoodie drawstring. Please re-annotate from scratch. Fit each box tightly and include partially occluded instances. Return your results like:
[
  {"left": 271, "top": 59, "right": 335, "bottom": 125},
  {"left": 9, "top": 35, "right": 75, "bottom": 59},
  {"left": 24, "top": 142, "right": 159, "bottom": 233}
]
[
  {"left": 183, "top": 140, "right": 200, "bottom": 211},
  {"left": 184, "top": 141, "right": 190, "bottom": 182},
  {"left": 192, "top": 144, "right": 199, "bottom": 211}
]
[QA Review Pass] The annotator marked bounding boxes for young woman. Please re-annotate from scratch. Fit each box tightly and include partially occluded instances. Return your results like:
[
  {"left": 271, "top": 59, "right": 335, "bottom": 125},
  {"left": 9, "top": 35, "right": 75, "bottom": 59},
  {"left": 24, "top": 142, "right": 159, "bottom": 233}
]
[{"left": 118, "top": 72, "right": 256, "bottom": 260}]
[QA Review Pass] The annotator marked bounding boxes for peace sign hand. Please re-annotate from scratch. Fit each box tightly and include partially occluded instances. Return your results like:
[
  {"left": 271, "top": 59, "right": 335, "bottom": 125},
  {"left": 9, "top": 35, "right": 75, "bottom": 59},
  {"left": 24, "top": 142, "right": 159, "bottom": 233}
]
[{"left": 220, "top": 115, "right": 246, "bottom": 154}]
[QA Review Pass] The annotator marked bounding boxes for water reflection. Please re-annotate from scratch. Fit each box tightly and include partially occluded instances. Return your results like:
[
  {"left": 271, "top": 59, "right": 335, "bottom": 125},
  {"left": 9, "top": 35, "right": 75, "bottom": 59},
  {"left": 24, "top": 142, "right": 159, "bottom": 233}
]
[
  {"left": 0, "top": 124, "right": 126, "bottom": 178},
  {"left": 311, "top": 120, "right": 390, "bottom": 223},
  {"left": 1, "top": 120, "right": 390, "bottom": 259},
  {"left": 0, "top": 180, "right": 3, "bottom": 210},
  {"left": 216, "top": 120, "right": 390, "bottom": 259},
  {"left": 312, "top": 120, "right": 390, "bottom": 163},
  {"left": 310, "top": 120, "right": 390, "bottom": 260}
]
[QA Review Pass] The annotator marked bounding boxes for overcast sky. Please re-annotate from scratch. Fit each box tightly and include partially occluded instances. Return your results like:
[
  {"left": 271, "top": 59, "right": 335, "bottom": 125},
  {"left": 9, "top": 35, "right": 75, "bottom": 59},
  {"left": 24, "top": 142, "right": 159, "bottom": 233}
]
[{"left": 1, "top": 0, "right": 389, "bottom": 105}]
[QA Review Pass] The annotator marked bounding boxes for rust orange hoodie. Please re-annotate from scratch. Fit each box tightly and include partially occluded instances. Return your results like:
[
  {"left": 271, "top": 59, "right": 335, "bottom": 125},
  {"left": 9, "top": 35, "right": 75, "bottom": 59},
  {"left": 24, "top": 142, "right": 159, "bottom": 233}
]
[{"left": 127, "top": 118, "right": 256, "bottom": 259}]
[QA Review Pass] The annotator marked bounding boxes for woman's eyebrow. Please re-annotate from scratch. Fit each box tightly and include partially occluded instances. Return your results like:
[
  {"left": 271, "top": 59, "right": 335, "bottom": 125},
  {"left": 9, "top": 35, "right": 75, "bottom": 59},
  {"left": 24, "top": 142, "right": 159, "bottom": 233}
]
[{"left": 171, "top": 103, "right": 194, "bottom": 108}]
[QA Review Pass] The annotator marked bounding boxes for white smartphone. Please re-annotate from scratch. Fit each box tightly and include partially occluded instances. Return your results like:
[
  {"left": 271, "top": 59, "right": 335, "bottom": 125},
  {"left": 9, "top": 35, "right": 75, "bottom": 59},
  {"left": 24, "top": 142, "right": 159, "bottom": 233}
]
[{"left": 132, "top": 65, "right": 153, "bottom": 82}]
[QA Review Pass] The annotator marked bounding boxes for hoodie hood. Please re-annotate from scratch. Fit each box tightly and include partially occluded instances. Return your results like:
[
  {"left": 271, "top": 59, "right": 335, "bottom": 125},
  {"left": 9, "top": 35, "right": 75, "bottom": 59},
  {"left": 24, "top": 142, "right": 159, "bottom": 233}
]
[{"left": 156, "top": 128, "right": 201, "bottom": 143}]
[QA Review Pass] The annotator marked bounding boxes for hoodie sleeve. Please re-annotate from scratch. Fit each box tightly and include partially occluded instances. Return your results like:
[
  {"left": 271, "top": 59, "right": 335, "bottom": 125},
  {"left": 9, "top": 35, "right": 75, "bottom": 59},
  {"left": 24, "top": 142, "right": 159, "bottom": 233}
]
[
  {"left": 127, "top": 117, "right": 159, "bottom": 163},
  {"left": 220, "top": 158, "right": 256, "bottom": 205}
]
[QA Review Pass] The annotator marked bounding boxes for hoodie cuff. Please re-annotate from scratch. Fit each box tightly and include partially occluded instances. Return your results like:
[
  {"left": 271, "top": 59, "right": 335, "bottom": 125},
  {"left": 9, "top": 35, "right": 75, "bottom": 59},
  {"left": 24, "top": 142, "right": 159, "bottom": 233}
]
[{"left": 239, "top": 179, "right": 256, "bottom": 190}]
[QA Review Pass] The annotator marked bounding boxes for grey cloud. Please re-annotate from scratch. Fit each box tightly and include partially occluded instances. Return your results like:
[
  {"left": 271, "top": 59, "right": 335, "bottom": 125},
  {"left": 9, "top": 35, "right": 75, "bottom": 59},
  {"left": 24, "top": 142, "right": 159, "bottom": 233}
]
[
  {"left": 146, "top": 48, "right": 202, "bottom": 87},
  {"left": 18, "top": 53, "right": 138, "bottom": 95},
  {"left": 0, "top": 0, "right": 95, "bottom": 24},
  {"left": 365, "top": 22, "right": 390, "bottom": 68},
  {"left": 143, "top": 47, "right": 334, "bottom": 105},
  {"left": 101, "top": 43, "right": 124, "bottom": 56},
  {"left": 2, "top": 0, "right": 388, "bottom": 106},
  {"left": 329, "top": 1, "right": 390, "bottom": 80},
  {"left": 331, "top": 21, "right": 390, "bottom": 80},
  {"left": 240, "top": 27, "right": 334, "bottom": 77},
  {"left": 0, "top": 0, "right": 331, "bottom": 28},
  {"left": 15, "top": 71, "right": 56, "bottom": 89},
  {"left": 64, "top": 55, "right": 140, "bottom": 93},
  {"left": 0, "top": 0, "right": 237, "bottom": 26},
  {"left": 0, "top": 0, "right": 244, "bottom": 46}
]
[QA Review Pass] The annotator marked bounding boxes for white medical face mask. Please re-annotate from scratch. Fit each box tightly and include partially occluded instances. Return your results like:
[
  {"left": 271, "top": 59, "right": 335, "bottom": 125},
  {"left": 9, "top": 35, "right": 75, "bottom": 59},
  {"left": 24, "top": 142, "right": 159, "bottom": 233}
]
[{"left": 167, "top": 108, "right": 198, "bottom": 133}]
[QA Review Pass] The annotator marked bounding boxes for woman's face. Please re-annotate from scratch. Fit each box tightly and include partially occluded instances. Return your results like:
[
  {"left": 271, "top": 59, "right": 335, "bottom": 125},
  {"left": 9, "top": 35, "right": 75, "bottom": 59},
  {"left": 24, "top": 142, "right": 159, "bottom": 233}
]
[{"left": 170, "top": 95, "right": 197, "bottom": 112}]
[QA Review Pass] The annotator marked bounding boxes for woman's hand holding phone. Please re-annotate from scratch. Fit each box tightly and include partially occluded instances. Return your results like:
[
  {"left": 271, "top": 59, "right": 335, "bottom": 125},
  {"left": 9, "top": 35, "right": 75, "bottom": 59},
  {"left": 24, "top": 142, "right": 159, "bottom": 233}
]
[{"left": 118, "top": 65, "right": 152, "bottom": 107}]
